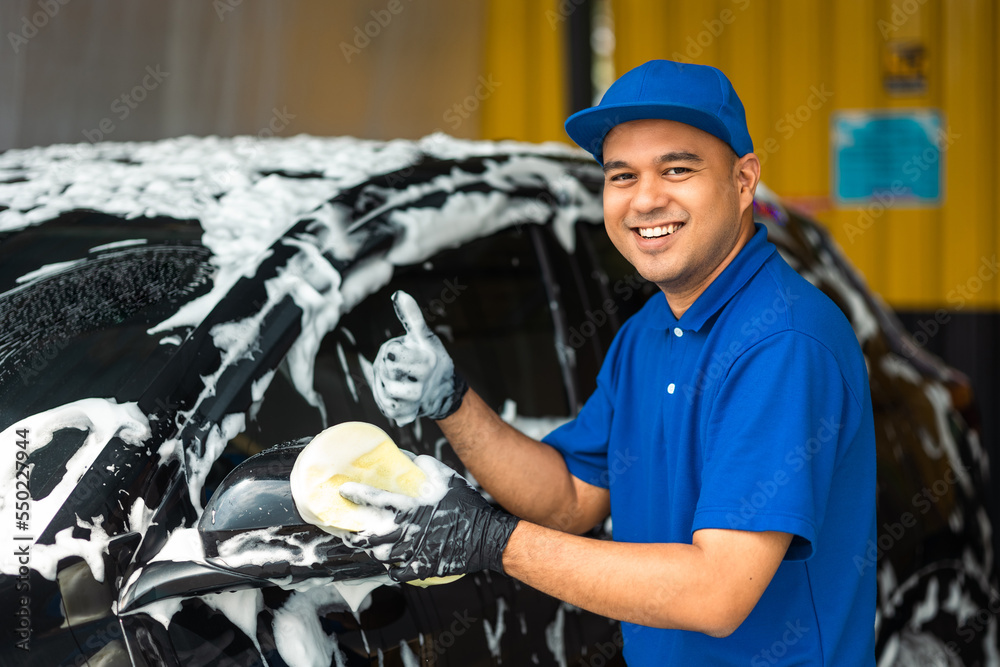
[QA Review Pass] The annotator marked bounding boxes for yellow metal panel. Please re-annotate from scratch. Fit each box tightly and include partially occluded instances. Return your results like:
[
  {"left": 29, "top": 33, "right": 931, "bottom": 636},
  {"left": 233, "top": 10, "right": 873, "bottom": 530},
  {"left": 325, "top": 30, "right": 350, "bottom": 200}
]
[
  {"left": 827, "top": 0, "right": 884, "bottom": 293},
  {"left": 598, "top": 0, "right": 999, "bottom": 310},
  {"left": 481, "top": 0, "right": 567, "bottom": 144},
  {"left": 720, "top": 0, "right": 774, "bottom": 181},
  {"left": 769, "top": 0, "right": 828, "bottom": 198},
  {"left": 879, "top": 0, "right": 942, "bottom": 309},
  {"left": 482, "top": 0, "right": 528, "bottom": 141},
  {"left": 531, "top": 0, "right": 568, "bottom": 143},
  {"left": 941, "top": 0, "right": 997, "bottom": 309},
  {"left": 669, "top": 0, "right": 727, "bottom": 70},
  {"left": 609, "top": 0, "right": 668, "bottom": 73}
]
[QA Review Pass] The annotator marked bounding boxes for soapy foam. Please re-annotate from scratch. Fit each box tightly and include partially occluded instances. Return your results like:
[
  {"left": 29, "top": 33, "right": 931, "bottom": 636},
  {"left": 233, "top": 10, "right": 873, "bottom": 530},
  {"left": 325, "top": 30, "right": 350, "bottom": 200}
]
[
  {"left": 273, "top": 584, "right": 351, "bottom": 667},
  {"left": 484, "top": 596, "right": 508, "bottom": 660},
  {"left": 14, "top": 259, "right": 85, "bottom": 284},
  {"left": 0, "top": 398, "right": 150, "bottom": 580},
  {"left": 545, "top": 603, "right": 567, "bottom": 667},
  {"left": 290, "top": 422, "right": 448, "bottom": 534},
  {"left": 29, "top": 516, "right": 111, "bottom": 582},
  {"left": 214, "top": 526, "right": 335, "bottom": 570},
  {"left": 398, "top": 640, "right": 419, "bottom": 667},
  {"left": 200, "top": 588, "right": 264, "bottom": 653}
]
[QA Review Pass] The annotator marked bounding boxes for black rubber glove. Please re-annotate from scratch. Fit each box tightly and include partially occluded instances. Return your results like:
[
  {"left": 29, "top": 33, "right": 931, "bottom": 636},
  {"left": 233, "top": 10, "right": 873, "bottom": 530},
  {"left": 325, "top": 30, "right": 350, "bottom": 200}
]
[
  {"left": 338, "top": 455, "right": 519, "bottom": 582},
  {"left": 372, "top": 291, "right": 469, "bottom": 426}
]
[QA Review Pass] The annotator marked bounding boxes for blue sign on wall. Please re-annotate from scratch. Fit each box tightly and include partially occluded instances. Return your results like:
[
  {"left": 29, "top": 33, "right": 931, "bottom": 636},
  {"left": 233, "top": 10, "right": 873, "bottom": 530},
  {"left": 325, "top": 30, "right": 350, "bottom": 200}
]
[{"left": 832, "top": 110, "right": 943, "bottom": 206}]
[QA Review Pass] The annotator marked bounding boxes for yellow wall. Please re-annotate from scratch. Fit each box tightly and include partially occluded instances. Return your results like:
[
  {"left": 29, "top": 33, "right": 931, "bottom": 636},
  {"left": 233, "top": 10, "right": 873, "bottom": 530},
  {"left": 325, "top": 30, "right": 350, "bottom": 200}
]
[
  {"left": 480, "top": 0, "right": 569, "bottom": 143},
  {"left": 588, "top": 0, "right": 999, "bottom": 310}
]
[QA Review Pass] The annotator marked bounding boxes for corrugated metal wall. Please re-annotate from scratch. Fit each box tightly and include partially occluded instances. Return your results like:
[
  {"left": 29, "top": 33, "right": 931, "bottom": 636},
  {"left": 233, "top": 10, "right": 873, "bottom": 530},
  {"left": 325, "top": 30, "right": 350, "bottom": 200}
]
[
  {"left": 601, "top": 0, "right": 1000, "bottom": 311},
  {"left": 481, "top": 0, "right": 568, "bottom": 144}
]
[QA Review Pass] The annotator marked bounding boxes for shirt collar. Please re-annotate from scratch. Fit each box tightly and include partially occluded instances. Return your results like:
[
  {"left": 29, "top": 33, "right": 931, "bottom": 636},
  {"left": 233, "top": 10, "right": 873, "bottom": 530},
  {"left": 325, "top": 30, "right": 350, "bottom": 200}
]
[{"left": 645, "top": 222, "right": 776, "bottom": 332}]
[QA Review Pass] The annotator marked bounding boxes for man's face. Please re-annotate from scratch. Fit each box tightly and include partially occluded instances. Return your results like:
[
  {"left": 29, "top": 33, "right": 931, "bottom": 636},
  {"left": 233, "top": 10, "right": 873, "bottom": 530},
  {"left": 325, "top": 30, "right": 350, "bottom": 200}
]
[{"left": 601, "top": 119, "right": 758, "bottom": 305}]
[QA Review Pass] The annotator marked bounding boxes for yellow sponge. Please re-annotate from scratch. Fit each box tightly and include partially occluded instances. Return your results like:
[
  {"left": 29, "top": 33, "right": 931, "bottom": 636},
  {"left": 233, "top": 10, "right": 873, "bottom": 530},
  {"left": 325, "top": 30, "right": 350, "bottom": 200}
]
[
  {"left": 290, "top": 422, "right": 427, "bottom": 532},
  {"left": 289, "top": 421, "right": 461, "bottom": 586}
]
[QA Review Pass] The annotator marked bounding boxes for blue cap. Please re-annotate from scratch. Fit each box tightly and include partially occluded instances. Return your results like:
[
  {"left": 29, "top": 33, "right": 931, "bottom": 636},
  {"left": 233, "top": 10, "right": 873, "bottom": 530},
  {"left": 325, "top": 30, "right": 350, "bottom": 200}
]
[{"left": 565, "top": 60, "right": 753, "bottom": 163}]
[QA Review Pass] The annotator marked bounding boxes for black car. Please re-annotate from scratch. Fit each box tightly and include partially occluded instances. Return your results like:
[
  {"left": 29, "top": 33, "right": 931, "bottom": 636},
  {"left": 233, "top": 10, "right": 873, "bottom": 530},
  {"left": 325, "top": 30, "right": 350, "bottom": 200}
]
[{"left": 0, "top": 134, "right": 995, "bottom": 666}]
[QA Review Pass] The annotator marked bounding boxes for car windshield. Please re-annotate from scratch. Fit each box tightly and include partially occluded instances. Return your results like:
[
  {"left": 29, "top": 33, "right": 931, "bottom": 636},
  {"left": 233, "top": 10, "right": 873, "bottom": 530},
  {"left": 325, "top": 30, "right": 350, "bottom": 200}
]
[{"left": 0, "top": 213, "right": 212, "bottom": 430}]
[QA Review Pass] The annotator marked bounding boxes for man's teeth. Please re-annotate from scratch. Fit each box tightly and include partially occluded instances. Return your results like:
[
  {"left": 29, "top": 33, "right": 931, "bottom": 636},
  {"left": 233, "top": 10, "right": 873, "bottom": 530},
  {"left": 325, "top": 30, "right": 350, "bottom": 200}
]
[{"left": 638, "top": 223, "right": 683, "bottom": 238}]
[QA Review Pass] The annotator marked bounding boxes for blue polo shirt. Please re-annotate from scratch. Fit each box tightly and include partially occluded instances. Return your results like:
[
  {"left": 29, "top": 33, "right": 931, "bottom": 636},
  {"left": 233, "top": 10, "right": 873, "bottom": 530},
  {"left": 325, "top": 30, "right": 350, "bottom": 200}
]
[{"left": 544, "top": 224, "right": 876, "bottom": 665}]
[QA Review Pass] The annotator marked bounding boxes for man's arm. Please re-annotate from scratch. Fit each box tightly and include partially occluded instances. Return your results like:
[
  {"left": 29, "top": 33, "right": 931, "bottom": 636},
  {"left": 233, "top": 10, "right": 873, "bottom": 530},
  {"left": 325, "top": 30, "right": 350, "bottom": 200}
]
[
  {"left": 503, "top": 523, "right": 793, "bottom": 637},
  {"left": 371, "top": 290, "right": 609, "bottom": 535},
  {"left": 438, "top": 388, "right": 610, "bottom": 535}
]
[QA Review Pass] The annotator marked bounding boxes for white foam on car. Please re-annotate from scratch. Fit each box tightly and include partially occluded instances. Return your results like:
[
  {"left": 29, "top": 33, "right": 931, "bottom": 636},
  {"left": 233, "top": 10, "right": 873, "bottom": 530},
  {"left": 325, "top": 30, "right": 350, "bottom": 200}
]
[
  {"left": 14, "top": 259, "right": 85, "bottom": 284},
  {"left": 0, "top": 398, "right": 150, "bottom": 580},
  {"left": 484, "top": 596, "right": 509, "bottom": 660},
  {"left": 5, "top": 134, "right": 881, "bottom": 663},
  {"left": 200, "top": 589, "right": 265, "bottom": 655},
  {"left": 398, "top": 640, "right": 420, "bottom": 667},
  {"left": 273, "top": 584, "right": 351, "bottom": 667},
  {"left": 545, "top": 602, "right": 568, "bottom": 667},
  {"left": 499, "top": 399, "right": 571, "bottom": 440}
]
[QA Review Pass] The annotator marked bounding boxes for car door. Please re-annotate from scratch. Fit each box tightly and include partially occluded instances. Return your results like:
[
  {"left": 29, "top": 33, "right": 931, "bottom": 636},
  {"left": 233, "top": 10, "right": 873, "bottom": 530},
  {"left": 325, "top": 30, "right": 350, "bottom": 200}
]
[{"left": 234, "top": 222, "right": 627, "bottom": 665}]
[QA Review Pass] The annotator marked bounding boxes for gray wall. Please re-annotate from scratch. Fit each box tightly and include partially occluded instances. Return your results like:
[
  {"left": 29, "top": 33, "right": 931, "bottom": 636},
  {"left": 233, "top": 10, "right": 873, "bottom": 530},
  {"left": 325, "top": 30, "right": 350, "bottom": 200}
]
[{"left": 1, "top": 0, "right": 488, "bottom": 151}]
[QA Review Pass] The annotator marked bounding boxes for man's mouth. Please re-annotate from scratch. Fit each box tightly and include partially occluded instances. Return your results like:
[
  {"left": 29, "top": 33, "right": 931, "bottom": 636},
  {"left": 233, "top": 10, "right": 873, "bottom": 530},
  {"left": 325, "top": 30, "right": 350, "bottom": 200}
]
[{"left": 637, "top": 222, "right": 684, "bottom": 239}]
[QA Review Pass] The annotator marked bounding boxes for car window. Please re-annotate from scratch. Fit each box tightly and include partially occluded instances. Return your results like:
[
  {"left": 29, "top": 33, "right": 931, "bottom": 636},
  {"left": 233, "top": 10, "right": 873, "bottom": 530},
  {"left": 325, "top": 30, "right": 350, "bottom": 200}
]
[
  {"left": 576, "top": 220, "right": 657, "bottom": 326},
  {"left": 0, "top": 239, "right": 213, "bottom": 430},
  {"left": 236, "top": 225, "right": 570, "bottom": 468}
]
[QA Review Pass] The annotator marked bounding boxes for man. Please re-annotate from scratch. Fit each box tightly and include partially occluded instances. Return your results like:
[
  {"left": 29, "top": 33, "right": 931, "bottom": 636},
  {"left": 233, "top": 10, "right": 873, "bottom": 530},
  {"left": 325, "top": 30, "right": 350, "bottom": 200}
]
[{"left": 339, "top": 60, "right": 876, "bottom": 665}]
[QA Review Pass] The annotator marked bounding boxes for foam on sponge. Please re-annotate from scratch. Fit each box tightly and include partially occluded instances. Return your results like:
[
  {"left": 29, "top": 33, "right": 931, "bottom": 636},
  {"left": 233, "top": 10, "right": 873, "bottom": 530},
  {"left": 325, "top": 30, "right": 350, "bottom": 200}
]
[
  {"left": 290, "top": 422, "right": 430, "bottom": 533},
  {"left": 289, "top": 421, "right": 461, "bottom": 587}
]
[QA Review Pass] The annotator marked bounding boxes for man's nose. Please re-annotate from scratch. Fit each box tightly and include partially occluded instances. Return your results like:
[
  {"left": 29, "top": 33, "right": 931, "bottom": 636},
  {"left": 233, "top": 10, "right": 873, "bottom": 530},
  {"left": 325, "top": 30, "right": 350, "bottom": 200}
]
[{"left": 630, "top": 176, "right": 671, "bottom": 214}]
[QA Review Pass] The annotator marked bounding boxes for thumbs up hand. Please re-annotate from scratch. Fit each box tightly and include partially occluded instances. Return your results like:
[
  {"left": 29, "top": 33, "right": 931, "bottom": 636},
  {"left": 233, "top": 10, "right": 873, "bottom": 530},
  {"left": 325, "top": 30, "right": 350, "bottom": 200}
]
[{"left": 372, "top": 291, "right": 469, "bottom": 426}]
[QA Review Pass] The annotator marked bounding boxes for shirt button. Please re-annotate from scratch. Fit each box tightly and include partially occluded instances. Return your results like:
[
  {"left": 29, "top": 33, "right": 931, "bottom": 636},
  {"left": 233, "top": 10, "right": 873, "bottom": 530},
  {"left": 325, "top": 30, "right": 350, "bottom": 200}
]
[
  {"left": 674, "top": 328, "right": 683, "bottom": 337},
  {"left": 667, "top": 383, "right": 676, "bottom": 394}
]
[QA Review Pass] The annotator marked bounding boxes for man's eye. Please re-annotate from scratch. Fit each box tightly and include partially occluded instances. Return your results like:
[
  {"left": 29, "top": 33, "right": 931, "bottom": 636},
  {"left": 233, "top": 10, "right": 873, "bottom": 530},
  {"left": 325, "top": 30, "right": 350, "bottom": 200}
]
[
  {"left": 609, "top": 173, "right": 635, "bottom": 182},
  {"left": 665, "top": 167, "right": 690, "bottom": 175}
]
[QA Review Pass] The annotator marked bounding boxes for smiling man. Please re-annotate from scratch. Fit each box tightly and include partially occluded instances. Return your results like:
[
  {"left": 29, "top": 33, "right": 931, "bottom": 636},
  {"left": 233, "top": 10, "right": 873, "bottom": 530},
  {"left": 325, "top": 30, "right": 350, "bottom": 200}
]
[{"left": 348, "top": 60, "right": 876, "bottom": 665}]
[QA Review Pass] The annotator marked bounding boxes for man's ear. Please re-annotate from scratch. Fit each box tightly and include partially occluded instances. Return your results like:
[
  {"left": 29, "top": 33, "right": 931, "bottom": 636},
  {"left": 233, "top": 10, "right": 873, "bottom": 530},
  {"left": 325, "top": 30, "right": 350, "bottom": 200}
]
[{"left": 735, "top": 153, "right": 761, "bottom": 212}]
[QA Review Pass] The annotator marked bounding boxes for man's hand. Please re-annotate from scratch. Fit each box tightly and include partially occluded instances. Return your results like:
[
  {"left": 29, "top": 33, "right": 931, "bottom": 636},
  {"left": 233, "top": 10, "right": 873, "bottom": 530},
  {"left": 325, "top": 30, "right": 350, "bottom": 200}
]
[
  {"left": 338, "top": 455, "right": 519, "bottom": 582},
  {"left": 372, "top": 291, "right": 468, "bottom": 426}
]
